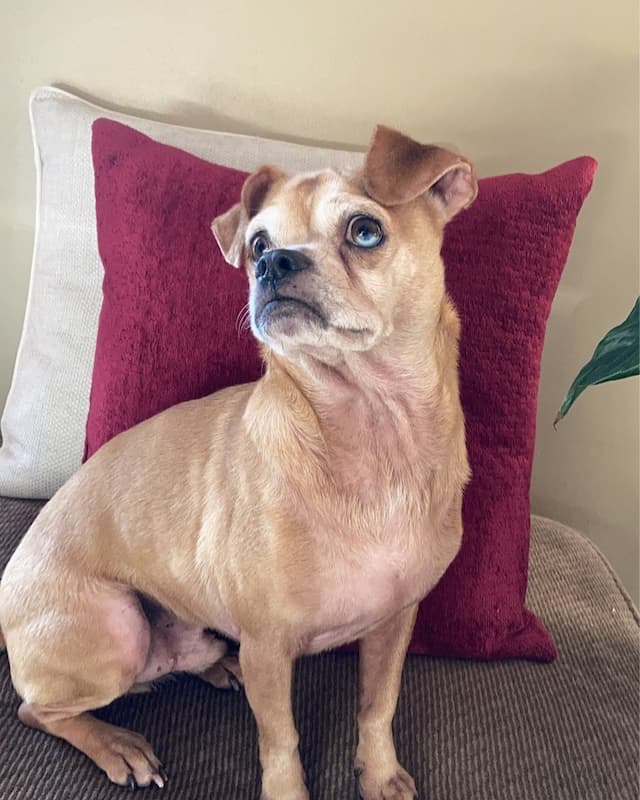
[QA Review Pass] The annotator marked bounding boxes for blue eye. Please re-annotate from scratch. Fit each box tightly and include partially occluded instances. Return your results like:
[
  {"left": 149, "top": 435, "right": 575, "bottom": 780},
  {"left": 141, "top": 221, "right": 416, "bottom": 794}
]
[{"left": 346, "top": 215, "right": 384, "bottom": 249}]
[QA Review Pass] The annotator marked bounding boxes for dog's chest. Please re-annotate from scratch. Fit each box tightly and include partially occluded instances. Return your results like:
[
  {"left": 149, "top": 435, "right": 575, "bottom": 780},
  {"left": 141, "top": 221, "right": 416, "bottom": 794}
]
[{"left": 304, "top": 509, "right": 444, "bottom": 654}]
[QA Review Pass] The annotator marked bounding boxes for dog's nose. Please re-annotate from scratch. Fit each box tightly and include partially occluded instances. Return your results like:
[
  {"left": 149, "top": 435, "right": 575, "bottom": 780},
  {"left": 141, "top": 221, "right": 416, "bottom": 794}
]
[{"left": 255, "top": 249, "right": 312, "bottom": 285}]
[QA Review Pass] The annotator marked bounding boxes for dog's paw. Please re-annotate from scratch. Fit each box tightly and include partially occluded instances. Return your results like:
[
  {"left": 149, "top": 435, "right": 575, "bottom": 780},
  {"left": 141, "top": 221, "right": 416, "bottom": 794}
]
[
  {"left": 260, "top": 781, "right": 309, "bottom": 800},
  {"left": 198, "top": 654, "right": 244, "bottom": 692},
  {"left": 94, "top": 727, "right": 166, "bottom": 789},
  {"left": 260, "top": 792, "right": 309, "bottom": 800},
  {"left": 356, "top": 763, "right": 418, "bottom": 800},
  {"left": 260, "top": 762, "right": 308, "bottom": 800}
]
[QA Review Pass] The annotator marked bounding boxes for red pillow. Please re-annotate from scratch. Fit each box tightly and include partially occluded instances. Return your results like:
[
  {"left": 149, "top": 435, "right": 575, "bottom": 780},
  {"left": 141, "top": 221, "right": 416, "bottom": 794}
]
[{"left": 88, "top": 118, "right": 596, "bottom": 661}]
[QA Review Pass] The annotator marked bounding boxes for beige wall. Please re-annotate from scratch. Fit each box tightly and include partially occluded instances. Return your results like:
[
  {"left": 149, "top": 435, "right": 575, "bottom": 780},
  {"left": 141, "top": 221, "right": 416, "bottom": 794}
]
[{"left": 1, "top": 0, "right": 638, "bottom": 599}]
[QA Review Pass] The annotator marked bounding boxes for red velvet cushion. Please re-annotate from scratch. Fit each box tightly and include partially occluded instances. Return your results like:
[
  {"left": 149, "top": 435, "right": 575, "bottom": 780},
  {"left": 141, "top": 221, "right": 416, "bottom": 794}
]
[{"left": 88, "top": 118, "right": 597, "bottom": 661}]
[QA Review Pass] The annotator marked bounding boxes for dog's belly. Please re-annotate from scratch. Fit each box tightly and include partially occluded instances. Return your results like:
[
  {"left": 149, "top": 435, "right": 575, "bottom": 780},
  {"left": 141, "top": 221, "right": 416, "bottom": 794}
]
[{"left": 132, "top": 601, "right": 229, "bottom": 685}]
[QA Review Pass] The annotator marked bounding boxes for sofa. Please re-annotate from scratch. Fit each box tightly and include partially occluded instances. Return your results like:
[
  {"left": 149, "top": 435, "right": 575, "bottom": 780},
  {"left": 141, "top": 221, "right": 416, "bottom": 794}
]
[{"left": 0, "top": 498, "right": 637, "bottom": 799}]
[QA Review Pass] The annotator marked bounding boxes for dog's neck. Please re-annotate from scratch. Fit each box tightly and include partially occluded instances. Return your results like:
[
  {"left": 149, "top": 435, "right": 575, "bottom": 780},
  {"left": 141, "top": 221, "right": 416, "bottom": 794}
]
[{"left": 258, "top": 296, "right": 458, "bottom": 496}]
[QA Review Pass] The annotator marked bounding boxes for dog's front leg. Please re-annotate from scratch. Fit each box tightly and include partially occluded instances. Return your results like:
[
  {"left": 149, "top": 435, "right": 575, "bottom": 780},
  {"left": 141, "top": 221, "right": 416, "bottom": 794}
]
[
  {"left": 355, "top": 604, "right": 418, "bottom": 800},
  {"left": 240, "top": 636, "right": 308, "bottom": 800}
]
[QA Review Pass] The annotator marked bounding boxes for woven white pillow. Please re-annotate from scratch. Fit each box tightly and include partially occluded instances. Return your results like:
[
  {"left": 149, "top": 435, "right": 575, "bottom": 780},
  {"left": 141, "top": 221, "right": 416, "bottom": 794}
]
[{"left": 0, "top": 87, "right": 362, "bottom": 499}]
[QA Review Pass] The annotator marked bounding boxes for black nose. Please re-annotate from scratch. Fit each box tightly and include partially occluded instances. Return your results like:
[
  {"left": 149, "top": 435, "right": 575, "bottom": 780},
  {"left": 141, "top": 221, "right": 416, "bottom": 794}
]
[{"left": 255, "top": 248, "right": 312, "bottom": 285}]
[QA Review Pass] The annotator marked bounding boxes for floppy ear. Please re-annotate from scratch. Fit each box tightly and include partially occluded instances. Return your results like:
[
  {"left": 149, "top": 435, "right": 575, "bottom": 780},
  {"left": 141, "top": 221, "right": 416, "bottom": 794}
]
[
  {"left": 211, "top": 165, "right": 287, "bottom": 268},
  {"left": 363, "top": 125, "right": 477, "bottom": 221},
  {"left": 211, "top": 203, "right": 246, "bottom": 268}
]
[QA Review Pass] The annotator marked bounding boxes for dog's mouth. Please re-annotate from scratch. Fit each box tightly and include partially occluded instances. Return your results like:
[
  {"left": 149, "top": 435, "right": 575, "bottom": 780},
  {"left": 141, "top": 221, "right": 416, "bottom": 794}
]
[
  {"left": 253, "top": 291, "right": 376, "bottom": 349},
  {"left": 256, "top": 296, "right": 328, "bottom": 330}
]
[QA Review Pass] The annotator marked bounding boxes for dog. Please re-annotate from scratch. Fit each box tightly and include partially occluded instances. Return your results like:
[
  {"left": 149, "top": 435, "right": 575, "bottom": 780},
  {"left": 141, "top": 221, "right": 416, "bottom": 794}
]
[{"left": 0, "top": 125, "right": 475, "bottom": 800}]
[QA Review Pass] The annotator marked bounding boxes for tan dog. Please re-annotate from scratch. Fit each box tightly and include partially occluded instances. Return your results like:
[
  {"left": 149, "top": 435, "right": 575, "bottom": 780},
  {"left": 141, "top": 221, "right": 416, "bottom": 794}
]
[{"left": 0, "top": 125, "right": 475, "bottom": 800}]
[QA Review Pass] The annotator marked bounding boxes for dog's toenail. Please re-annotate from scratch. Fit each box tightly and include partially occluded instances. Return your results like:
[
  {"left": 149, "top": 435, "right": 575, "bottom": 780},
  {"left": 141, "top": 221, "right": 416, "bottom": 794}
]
[
  {"left": 127, "top": 773, "right": 136, "bottom": 791},
  {"left": 225, "top": 669, "right": 241, "bottom": 692},
  {"left": 159, "top": 767, "right": 169, "bottom": 782},
  {"left": 152, "top": 773, "right": 165, "bottom": 789}
]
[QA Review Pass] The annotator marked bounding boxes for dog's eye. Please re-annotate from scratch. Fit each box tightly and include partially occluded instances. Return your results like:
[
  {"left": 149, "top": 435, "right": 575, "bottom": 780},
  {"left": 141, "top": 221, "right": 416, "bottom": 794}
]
[
  {"left": 346, "top": 216, "right": 384, "bottom": 249},
  {"left": 250, "top": 233, "right": 270, "bottom": 262}
]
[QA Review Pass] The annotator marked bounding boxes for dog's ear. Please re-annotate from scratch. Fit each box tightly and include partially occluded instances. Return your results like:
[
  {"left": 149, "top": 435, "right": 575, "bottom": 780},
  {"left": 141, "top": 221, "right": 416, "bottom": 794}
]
[
  {"left": 211, "top": 165, "right": 287, "bottom": 268},
  {"left": 211, "top": 203, "right": 245, "bottom": 268},
  {"left": 363, "top": 125, "right": 477, "bottom": 221}
]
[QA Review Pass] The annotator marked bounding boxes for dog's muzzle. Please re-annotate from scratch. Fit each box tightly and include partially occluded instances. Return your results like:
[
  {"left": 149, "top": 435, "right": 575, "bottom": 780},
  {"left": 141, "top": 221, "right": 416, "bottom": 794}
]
[{"left": 255, "top": 249, "right": 312, "bottom": 287}]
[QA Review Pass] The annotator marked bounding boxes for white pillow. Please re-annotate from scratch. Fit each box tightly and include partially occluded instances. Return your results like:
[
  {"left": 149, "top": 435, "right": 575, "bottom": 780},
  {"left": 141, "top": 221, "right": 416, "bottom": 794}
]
[{"left": 0, "top": 87, "right": 363, "bottom": 499}]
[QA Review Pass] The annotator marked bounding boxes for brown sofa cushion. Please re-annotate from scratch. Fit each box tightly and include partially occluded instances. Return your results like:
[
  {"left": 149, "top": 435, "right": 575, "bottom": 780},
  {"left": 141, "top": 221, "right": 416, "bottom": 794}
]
[{"left": 0, "top": 500, "right": 637, "bottom": 799}]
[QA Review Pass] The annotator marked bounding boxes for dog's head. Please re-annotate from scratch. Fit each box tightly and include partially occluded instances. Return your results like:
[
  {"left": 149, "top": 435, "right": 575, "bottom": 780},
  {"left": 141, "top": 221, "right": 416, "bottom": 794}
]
[{"left": 212, "top": 126, "right": 477, "bottom": 359}]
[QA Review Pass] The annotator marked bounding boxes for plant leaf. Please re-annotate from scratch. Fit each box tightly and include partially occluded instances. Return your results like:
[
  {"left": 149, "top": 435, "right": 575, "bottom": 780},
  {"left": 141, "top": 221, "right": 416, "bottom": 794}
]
[{"left": 555, "top": 297, "right": 639, "bottom": 426}]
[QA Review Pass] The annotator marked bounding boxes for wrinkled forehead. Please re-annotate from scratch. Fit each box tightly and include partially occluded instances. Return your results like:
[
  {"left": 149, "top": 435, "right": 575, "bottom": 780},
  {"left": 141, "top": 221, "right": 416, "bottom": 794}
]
[{"left": 246, "top": 169, "right": 389, "bottom": 243}]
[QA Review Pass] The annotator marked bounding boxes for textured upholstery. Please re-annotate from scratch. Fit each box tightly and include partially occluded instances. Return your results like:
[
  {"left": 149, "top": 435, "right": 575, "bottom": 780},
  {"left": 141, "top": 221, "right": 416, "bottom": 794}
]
[{"left": 0, "top": 499, "right": 637, "bottom": 799}]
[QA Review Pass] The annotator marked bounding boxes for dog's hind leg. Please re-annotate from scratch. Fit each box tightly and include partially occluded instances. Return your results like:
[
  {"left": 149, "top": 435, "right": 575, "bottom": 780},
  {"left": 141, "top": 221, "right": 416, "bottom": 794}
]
[{"left": 6, "top": 584, "right": 166, "bottom": 788}]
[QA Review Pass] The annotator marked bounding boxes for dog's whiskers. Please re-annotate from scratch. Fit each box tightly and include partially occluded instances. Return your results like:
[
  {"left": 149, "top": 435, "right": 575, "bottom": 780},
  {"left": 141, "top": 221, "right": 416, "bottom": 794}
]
[{"left": 235, "top": 304, "right": 251, "bottom": 335}]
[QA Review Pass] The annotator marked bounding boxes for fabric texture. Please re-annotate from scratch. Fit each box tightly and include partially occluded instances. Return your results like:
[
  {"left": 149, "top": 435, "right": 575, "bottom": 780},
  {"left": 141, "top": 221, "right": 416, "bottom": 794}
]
[
  {"left": 87, "top": 119, "right": 597, "bottom": 660},
  {"left": 0, "top": 86, "right": 361, "bottom": 499},
  {"left": 0, "top": 499, "right": 637, "bottom": 800}
]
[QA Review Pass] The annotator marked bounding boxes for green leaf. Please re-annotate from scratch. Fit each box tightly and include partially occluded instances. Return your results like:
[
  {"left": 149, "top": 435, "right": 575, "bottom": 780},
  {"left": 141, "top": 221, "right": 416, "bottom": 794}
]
[{"left": 554, "top": 297, "right": 639, "bottom": 426}]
